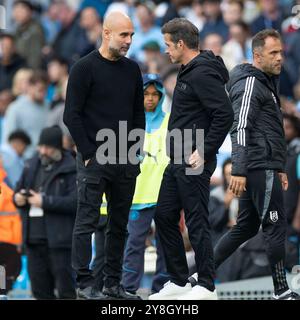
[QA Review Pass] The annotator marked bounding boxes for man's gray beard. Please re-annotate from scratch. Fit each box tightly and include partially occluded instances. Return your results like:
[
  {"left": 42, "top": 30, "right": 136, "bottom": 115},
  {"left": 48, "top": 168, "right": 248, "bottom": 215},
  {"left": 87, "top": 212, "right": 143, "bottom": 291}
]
[
  {"left": 40, "top": 150, "right": 62, "bottom": 167},
  {"left": 109, "top": 47, "right": 126, "bottom": 59}
]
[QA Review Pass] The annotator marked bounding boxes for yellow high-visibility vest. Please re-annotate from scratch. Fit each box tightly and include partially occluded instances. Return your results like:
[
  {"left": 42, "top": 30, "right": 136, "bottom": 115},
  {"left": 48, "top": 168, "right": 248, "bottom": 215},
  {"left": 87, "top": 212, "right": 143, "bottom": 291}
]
[
  {"left": 100, "top": 113, "right": 170, "bottom": 213},
  {"left": 132, "top": 113, "right": 170, "bottom": 204}
]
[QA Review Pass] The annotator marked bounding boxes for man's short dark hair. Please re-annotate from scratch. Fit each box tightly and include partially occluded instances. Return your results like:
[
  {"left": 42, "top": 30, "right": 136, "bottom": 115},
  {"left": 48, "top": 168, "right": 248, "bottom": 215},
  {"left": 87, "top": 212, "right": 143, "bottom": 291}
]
[
  {"left": 13, "top": 0, "right": 34, "bottom": 11},
  {"left": 8, "top": 130, "right": 31, "bottom": 145},
  {"left": 252, "top": 29, "right": 282, "bottom": 52},
  {"left": 161, "top": 18, "right": 199, "bottom": 50},
  {"left": 28, "top": 70, "right": 48, "bottom": 86}
]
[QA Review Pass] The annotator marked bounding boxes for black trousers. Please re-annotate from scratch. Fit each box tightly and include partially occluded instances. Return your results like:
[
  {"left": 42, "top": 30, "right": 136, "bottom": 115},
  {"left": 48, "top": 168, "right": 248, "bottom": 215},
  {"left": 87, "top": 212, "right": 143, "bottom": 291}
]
[
  {"left": 154, "top": 163, "right": 215, "bottom": 291},
  {"left": 214, "top": 169, "right": 289, "bottom": 294},
  {"left": 91, "top": 215, "right": 107, "bottom": 291},
  {"left": 26, "top": 244, "right": 76, "bottom": 299},
  {"left": 73, "top": 153, "right": 138, "bottom": 289}
]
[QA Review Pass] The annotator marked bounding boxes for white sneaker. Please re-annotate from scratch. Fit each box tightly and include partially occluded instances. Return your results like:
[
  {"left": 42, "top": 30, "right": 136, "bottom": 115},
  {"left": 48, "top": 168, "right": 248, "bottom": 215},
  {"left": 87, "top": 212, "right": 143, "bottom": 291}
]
[
  {"left": 188, "top": 273, "right": 198, "bottom": 286},
  {"left": 177, "top": 285, "right": 218, "bottom": 300},
  {"left": 272, "top": 289, "right": 300, "bottom": 300},
  {"left": 148, "top": 281, "right": 192, "bottom": 300}
]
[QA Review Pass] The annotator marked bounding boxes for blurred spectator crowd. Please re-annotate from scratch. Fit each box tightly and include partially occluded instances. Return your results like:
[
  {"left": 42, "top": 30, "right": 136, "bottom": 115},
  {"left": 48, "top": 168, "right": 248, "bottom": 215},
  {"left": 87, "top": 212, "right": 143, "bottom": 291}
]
[{"left": 0, "top": 0, "right": 300, "bottom": 298}]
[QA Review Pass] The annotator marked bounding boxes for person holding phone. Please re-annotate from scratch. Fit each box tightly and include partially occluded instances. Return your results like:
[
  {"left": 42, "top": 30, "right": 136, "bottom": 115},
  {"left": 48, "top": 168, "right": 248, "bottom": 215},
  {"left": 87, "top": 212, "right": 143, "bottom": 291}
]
[{"left": 14, "top": 126, "right": 77, "bottom": 300}]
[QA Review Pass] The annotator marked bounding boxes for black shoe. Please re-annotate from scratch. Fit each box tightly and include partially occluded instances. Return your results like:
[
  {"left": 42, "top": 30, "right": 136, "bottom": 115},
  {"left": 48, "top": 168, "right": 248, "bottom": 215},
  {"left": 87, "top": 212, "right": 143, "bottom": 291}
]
[
  {"left": 103, "top": 285, "right": 142, "bottom": 300},
  {"left": 77, "top": 286, "right": 108, "bottom": 300},
  {"left": 272, "top": 289, "right": 300, "bottom": 300}
]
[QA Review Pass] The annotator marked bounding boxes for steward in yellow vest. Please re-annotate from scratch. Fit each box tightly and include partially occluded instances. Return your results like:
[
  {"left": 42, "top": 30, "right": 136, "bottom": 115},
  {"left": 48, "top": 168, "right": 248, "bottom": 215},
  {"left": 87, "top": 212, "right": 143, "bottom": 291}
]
[{"left": 122, "top": 74, "right": 170, "bottom": 295}]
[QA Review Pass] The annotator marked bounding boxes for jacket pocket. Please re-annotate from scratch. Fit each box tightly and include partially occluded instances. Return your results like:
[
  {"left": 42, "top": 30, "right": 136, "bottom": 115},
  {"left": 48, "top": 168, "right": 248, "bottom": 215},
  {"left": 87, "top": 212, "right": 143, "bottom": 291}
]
[
  {"left": 266, "top": 137, "right": 286, "bottom": 164},
  {"left": 248, "top": 137, "right": 268, "bottom": 162}
]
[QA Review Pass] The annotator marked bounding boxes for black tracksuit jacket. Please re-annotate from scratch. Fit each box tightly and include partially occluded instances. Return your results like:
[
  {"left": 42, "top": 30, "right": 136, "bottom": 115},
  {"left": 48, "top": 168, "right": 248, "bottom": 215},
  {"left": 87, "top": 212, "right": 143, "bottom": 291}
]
[{"left": 228, "top": 63, "right": 286, "bottom": 176}]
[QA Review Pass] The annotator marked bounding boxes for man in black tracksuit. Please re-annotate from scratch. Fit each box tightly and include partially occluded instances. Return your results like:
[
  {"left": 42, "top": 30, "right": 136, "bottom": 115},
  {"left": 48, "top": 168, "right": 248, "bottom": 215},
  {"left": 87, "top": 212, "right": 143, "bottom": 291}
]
[
  {"left": 149, "top": 18, "right": 233, "bottom": 300},
  {"left": 63, "top": 12, "right": 145, "bottom": 300},
  {"left": 214, "top": 29, "right": 300, "bottom": 300}
]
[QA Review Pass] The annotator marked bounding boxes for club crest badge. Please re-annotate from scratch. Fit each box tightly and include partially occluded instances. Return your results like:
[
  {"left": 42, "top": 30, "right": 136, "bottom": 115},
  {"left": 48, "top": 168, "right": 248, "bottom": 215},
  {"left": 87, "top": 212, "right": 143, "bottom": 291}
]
[{"left": 270, "top": 211, "right": 278, "bottom": 223}]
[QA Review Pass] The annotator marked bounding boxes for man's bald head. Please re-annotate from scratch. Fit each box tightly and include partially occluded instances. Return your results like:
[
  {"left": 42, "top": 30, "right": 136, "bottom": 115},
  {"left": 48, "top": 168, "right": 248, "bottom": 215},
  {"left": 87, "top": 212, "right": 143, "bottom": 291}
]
[
  {"left": 103, "top": 11, "right": 133, "bottom": 31},
  {"left": 101, "top": 11, "right": 134, "bottom": 60}
]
